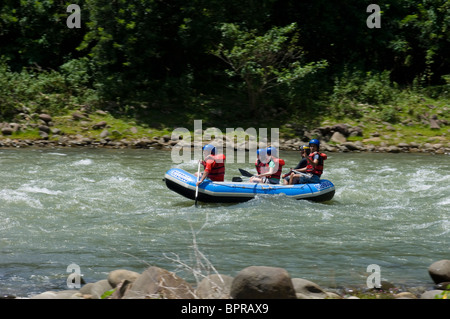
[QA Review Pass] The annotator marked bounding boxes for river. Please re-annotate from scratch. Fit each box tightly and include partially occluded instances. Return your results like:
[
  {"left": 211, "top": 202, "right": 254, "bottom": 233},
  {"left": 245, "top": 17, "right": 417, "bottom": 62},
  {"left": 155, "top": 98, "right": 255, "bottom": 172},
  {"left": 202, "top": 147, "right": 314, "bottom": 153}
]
[{"left": 0, "top": 148, "right": 448, "bottom": 297}]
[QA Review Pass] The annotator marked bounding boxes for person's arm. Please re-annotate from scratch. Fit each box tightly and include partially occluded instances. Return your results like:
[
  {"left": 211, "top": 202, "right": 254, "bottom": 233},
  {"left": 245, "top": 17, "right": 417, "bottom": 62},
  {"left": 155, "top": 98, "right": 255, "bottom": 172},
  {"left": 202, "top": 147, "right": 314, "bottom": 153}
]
[
  {"left": 257, "top": 160, "right": 276, "bottom": 177},
  {"left": 306, "top": 153, "right": 319, "bottom": 168},
  {"left": 258, "top": 167, "right": 276, "bottom": 177},
  {"left": 196, "top": 160, "right": 212, "bottom": 186},
  {"left": 196, "top": 170, "right": 209, "bottom": 186}
]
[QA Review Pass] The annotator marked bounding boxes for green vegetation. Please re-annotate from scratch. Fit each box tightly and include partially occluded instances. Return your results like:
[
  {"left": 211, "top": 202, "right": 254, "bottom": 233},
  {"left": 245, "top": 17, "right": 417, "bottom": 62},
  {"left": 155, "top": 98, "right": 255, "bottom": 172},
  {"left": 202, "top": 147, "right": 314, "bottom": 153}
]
[
  {"left": 435, "top": 285, "right": 450, "bottom": 299},
  {"left": 0, "top": 0, "right": 449, "bottom": 141}
]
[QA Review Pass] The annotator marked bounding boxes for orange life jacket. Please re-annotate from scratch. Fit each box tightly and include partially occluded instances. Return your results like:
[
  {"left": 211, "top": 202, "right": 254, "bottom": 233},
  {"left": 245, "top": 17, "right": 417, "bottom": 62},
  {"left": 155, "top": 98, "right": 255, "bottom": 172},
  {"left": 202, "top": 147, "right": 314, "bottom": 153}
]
[
  {"left": 202, "top": 154, "right": 226, "bottom": 181},
  {"left": 255, "top": 159, "right": 269, "bottom": 174},
  {"left": 306, "top": 152, "right": 327, "bottom": 176}
]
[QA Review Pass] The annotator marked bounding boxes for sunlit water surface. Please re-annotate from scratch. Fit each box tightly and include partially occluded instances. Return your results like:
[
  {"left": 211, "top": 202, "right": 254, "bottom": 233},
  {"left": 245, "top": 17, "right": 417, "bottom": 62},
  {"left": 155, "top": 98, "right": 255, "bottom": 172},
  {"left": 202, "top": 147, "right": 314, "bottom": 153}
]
[{"left": 0, "top": 148, "right": 448, "bottom": 296}]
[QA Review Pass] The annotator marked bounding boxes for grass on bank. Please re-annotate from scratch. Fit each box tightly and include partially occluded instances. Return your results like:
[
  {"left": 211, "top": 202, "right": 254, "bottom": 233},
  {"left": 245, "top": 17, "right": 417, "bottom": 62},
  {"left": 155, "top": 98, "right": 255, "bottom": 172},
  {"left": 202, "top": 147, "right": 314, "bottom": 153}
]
[
  {"left": 0, "top": 60, "right": 448, "bottom": 145},
  {"left": 2, "top": 102, "right": 449, "bottom": 147}
]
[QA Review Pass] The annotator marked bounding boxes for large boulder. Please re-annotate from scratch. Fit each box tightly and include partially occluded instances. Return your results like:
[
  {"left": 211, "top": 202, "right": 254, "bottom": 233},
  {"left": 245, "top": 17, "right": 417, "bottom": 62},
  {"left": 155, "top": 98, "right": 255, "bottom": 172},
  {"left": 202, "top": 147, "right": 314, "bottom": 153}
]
[
  {"left": 123, "top": 266, "right": 195, "bottom": 299},
  {"left": 230, "top": 266, "right": 296, "bottom": 299},
  {"left": 195, "top": 274, "right": 233, "bottom": 299},
  {"left": 330, "top": 131, "right": 346, "bottom": 144},
  {"left": 31, "top": 290, "right": 83, "bottom": 299},
  {"left": 428, "top": 260, "right": 450, "bottom": 284},
  {"left": 107, "top": 269, "right": 140, "bottom": 288},
  {"left": 79, "top": 279, "right": 113, "bottom": 299}
]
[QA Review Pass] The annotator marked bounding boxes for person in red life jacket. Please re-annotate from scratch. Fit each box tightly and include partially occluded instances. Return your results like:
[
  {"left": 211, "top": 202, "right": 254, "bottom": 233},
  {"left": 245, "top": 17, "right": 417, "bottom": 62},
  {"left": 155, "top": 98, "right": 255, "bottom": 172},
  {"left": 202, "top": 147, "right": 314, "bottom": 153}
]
[
  {"left": 250, "top": 148, "right": 270, "bottom": 183},
  {"left": 251, "top": 146, "right": 285, "bottom": 184},
  {"left": 289, "top": 139, "right": 327, "bottom": 184},
  {"left": 282, "top": 144, "right": 310, "bottom": 185},
  {"left": 196, "top": 144, "right": 226, "bottom": 186}
]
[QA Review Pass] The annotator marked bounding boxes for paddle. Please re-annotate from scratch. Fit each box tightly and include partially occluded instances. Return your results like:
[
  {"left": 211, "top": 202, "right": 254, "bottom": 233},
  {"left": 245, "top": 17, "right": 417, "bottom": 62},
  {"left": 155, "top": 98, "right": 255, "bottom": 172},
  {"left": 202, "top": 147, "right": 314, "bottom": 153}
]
[
  {"left": 194, "top": 160, "right": 201, "bottom": 207},
  {"left": 238, "top": 168, "right": 254, "bottom": 178}
]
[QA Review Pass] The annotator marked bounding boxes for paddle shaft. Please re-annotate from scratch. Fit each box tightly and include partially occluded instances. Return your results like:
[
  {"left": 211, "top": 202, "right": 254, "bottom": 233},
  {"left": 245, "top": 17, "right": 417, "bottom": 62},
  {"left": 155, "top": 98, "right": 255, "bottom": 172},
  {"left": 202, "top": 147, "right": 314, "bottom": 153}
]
[{"left": 195, "top": 160, "right": 201, "bottom": 206}]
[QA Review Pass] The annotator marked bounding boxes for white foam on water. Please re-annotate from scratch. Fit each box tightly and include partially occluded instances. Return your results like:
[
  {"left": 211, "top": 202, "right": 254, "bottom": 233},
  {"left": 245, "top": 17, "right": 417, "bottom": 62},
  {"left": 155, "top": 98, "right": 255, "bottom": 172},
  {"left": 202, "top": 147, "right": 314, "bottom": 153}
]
[
  {"left": 0, "top": 189, "right": 43, "bottom": 209},
  {"left": 71, "top": 159, "right": 93, "bottom": 166},
  {"left": 18, "top": 185, "right": 62, "bottom": 196},
  {"left": 437, "top": 197, "right": 450, "bottom": 207},
  {"left": 47, "top": 152, "right": 67, "bottom": 157},
  {"left": 174, "top": 159, "right": 200, "bottom": 170}
]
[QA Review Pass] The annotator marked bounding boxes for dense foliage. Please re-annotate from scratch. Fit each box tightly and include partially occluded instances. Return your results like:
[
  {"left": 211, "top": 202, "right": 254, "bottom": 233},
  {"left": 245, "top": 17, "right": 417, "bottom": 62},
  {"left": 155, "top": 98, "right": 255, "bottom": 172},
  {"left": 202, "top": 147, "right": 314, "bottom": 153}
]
[{"left": 0, "top": 0, "right": 449, "bottom": 127}]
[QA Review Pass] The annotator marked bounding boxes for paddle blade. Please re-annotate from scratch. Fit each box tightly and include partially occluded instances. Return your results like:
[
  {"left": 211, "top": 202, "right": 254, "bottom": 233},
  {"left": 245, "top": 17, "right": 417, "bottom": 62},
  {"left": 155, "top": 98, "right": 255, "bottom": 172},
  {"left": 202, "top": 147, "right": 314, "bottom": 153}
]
[{"left": 239, "top": 168, "right": 254, "bottom": 177}]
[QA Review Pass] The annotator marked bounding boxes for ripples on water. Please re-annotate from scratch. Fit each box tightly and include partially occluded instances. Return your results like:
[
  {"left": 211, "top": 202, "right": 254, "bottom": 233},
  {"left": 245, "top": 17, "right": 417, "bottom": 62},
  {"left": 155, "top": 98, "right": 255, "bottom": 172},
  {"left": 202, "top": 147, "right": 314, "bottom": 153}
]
[{"left": 0, "top": 149, "right": 448, "bottom": 296}]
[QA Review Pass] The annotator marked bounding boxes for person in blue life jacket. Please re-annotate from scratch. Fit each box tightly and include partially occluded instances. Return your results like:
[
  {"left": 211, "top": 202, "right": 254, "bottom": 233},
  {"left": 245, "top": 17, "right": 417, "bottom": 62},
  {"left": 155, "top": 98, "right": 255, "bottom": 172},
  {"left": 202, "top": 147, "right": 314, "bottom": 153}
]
[
  {"left": 282, "top": 145, "right": 310, "bottom": 185},
  {"left": 250, "top": 146, "right": 285, "bottom": 184},
  {"left": 289, "top": 139, "right": 327, "bottom": 184}
]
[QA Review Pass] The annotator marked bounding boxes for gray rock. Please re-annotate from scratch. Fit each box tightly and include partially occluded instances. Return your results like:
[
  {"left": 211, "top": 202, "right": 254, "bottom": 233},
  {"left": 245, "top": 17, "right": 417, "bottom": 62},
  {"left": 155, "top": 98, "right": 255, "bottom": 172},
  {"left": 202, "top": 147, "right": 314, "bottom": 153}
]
[
  {"left": 79, "top": 279, "right": 113, "bottom": 299},
  {"left": 394, "top": 292, "right": 417, "bottom": 299},
  {"left": 39, "top": 114, "right": 52, "bottom": 123},
  {"left": 430, "top": 117, "right": 440, "bottom": 129},
  {"left": 123, "top": 266, "right": 195, "bottom": 299},
  {"left": 342, "top": 142, "right": 360, "bottom": 151},
  {"left": 332, "top": 123, "right": 349, "bottom": 136},
  {"left": 72, "top": 112, "right": 87, "bottom": 120},
  {"left": 100, "top": 129, "right": 110, "bottom": 138},
  {"left": 107, "top": 269, "right": 140, "bottom": 288},
  {"left": 31, "top": 290, "right": 81, "bottom": 299},
  {"left": 421, "top": 290, "right": 445, "bottom": 299},
  {"left": 291, "top": 278, "right": 329, "bottom": 299},
  {"left": 230, "top": 266, "right": 296, "bottom": 299},
  {"left": 195, "top": 274, "right": 233, "bottom": 299},
  {"left": 30, "top": 291, "right": 58, "bottom": 299},
  {"left": 1, "top": 127, "right": 13, "bottom": 135},
  {"left": 55, "top": 290, "right": 83, "bottom": 299},
  {"left": 130, "top": 126, "right": 138, "bottom": 134},
  {"left": 92, "top": 121, "right": 107, "bottom": 129},
  {"left": 428, "top": 260, "right": 450, "bottom": 284},
  {"left": 330, "top": 131, "right": 346, "bottom": 144},
  {"left": 435, "top": 281, "right": 450, "bottom": 290},
  {"left": 387, "top": 145, "right": 400, "bottom": 153},
  {"left": 38, "top": 125, "right": 50, "bottom": 133}
]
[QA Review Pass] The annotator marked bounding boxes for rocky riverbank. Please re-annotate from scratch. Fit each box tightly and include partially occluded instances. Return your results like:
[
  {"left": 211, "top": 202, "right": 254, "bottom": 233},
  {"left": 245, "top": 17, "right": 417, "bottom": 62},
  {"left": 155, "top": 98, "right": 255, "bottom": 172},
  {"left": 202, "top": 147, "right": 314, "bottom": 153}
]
[
  {"left": 0, "top": 110, "right": 449, "bottom": 154},
  {"left": 21, "top": 259, "right": 450, "bottom": 300}
]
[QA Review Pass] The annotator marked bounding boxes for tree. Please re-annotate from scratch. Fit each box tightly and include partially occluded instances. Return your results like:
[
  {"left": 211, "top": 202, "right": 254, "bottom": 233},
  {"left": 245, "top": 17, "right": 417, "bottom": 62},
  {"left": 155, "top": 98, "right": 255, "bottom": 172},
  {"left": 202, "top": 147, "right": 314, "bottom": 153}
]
[
  {"left": 389, "top": 0, "right": 450, "bottom": 84},
  {"left": 212, "top": 22, "right": 327, "bottom": 114}
]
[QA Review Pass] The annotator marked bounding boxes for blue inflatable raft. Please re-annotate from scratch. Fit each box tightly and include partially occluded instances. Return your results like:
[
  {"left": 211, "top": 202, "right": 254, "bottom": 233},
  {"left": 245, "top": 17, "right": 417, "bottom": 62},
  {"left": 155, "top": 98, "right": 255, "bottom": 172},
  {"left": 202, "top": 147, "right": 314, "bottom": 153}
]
[{"left": 164, "top": 168, "right": 335, "bottom": 203}]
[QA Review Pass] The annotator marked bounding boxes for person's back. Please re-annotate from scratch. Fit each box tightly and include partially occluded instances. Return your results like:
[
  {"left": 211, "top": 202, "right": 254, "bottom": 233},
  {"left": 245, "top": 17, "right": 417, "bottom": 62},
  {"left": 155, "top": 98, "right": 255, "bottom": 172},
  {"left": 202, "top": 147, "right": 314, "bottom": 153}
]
[
  {"left": 196, "top": 144, "right": 226, "bottom": 186},
  {"left": 203, "top": 153, "right": 226, "bottom": 182}
]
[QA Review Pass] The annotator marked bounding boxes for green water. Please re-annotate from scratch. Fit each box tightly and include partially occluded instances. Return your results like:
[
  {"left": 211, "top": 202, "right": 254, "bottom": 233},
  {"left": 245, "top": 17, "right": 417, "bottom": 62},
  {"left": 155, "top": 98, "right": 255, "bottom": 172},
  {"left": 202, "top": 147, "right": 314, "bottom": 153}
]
[{"left": 0, "top": 148, "right": 448, "bottom": 297}]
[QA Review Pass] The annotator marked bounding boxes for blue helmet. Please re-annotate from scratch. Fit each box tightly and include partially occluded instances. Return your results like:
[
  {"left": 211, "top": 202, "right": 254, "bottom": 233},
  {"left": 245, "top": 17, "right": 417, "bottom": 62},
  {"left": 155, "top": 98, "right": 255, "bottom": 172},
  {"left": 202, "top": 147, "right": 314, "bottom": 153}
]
[
  {"left": 202, "top": 144, "right": 216, "bottom": 155},
  {"left": 309, "top": 139, "right": 320, "bottom": 147},
  {"left": 266, "top": 146, "right": 277, "bottom": 157}
]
